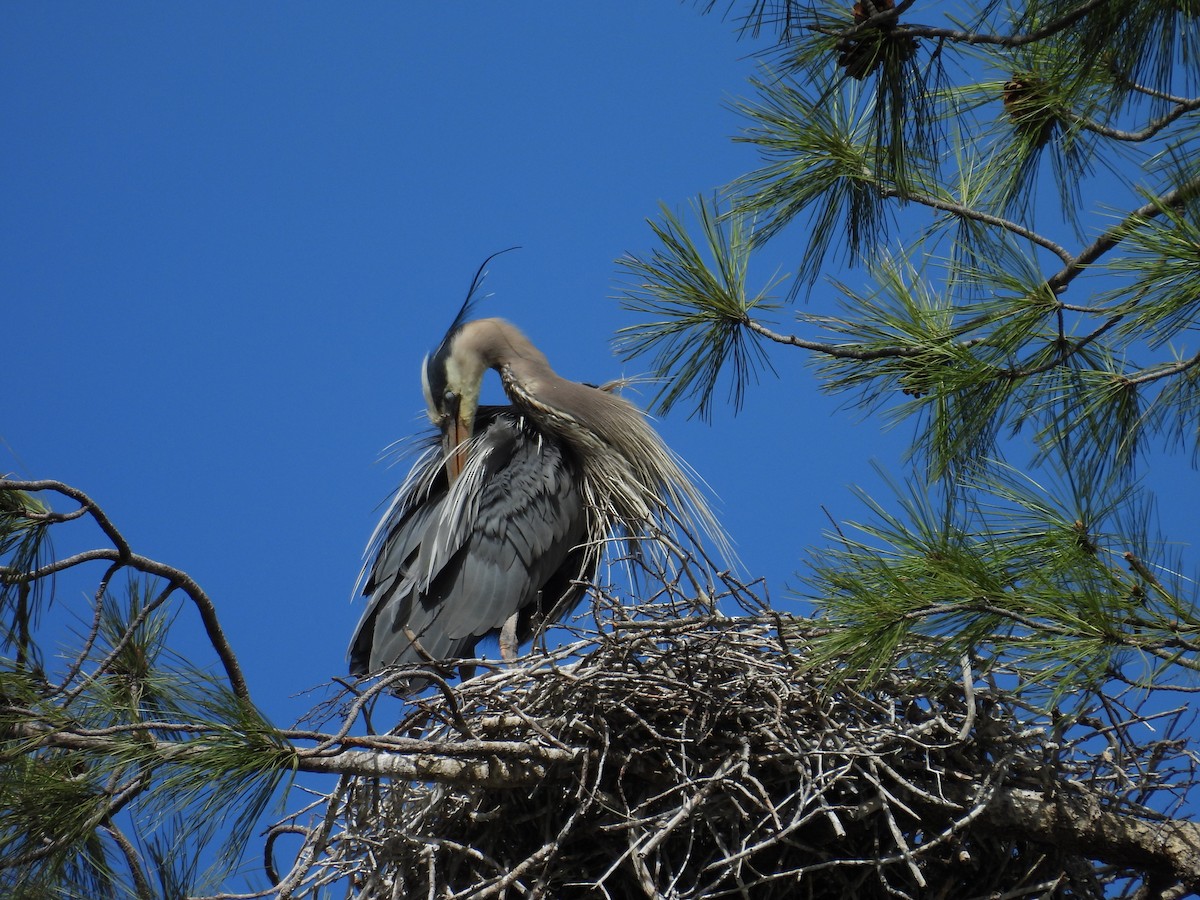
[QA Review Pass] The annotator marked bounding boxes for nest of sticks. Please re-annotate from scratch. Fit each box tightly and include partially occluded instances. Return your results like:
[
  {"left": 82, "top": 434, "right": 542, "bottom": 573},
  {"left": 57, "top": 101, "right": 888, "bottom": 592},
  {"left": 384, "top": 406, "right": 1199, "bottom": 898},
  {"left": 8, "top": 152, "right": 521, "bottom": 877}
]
[{"left": 312, "top": 589, "right": 1120, "bottom": 900}]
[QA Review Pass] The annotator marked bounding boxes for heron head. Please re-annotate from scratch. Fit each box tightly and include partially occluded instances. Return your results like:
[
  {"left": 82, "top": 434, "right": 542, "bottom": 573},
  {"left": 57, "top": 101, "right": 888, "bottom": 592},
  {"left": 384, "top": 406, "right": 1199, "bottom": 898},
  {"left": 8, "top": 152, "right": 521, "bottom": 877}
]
[
  {"left": 422, "top": 324, "right": 488, "bottom": 484},
  {"left": 418, "top": 250, "right": 521, "bottom": 483}
]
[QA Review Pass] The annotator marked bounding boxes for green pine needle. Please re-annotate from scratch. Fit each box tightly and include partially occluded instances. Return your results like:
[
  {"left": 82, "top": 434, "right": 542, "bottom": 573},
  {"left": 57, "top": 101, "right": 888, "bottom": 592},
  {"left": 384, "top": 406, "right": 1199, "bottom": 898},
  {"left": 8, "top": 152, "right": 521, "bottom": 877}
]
[{"left": 616, "top": 196, "right": 783, "bottom": 420}]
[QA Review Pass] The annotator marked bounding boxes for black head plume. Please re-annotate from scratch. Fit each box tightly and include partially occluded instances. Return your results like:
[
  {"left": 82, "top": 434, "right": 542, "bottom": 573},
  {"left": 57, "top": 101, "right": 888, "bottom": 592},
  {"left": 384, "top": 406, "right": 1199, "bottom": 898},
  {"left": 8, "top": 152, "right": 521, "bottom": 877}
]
[{"left": 424, "top": 247, "right": 521, "bottom": 411}]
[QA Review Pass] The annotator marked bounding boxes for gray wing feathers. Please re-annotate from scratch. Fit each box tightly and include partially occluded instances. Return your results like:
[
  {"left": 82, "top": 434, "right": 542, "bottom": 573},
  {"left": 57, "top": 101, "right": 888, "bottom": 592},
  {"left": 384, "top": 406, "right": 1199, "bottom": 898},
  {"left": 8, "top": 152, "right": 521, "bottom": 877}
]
[
  {"left": 439, "top": 438, "right": 586, "bottom": 641},
  {"left": 348, "top": 411, "right": 589, "bottom": 677}
]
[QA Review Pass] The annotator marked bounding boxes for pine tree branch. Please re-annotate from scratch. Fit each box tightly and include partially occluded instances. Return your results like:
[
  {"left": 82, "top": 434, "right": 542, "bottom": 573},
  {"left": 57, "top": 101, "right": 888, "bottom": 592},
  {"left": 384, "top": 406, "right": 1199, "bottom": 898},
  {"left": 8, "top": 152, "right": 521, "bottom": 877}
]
[
  {"left": 99, "top": 821, "right": 153, "bottom": 900},
  {"left": 744, "top": 317, "right": 920, "bottom": 359},
  {"left": 1048, "top": 174, "right": 1200, "bottom": 293},
  {"left": 0, "top": 766, "right": 153, "bottom": 870},
  {"left": 58, "top": 572, "right": 184, "bottom": 705},
  {"left": 810, "top": 0, "right": 1113, "bottom": 48},
  {"left": 41, "top": 559, "right": 120, "bottom": 699},
  {"left": 17, "top": 719, "right": 577, "bottom": 789},
  {"left": 1123, "top": 80, "right": 1195, "bottom": 106},
  {"left": 1073, "top": 95, "right": 1200, "bottom": 143},
  {"left": 961, "top": 601, "right": 1200, "bottom": 673},
  {"left": 906, "top": 0, "right": 1112, "bottom": 47},
  {"left": 296, "top": 745, "right": 570, "bottom": 788},
  {"left": 730, "top": 165, "right": 1200, "bottom": 389},
  {"left": 12, "top": 479, "right": 133, "bottom": 557},
  {"left": 0, "top": 479, "right": 250, "bottom": 701},
  {"left": 1125, "top": 349, "right": 1200, "bottom": 387},
  {"left": 984, "top": 787, "right": 1200, "bottom": 894},
  {"left": 879, "top": 186, "right": 1075, "bottom": 264}
]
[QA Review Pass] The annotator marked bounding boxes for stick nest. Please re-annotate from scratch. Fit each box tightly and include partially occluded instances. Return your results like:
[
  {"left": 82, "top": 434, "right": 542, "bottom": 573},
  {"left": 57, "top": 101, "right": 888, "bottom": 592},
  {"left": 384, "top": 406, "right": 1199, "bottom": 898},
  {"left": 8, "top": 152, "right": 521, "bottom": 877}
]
[{"left": 321, "top": 600, "right": 1117, "bottom": 900}]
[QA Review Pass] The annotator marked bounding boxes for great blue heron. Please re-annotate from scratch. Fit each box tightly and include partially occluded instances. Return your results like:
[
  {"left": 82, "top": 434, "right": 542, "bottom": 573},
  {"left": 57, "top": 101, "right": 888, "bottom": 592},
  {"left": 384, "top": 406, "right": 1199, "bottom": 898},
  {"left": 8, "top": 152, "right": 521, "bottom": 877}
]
[{"left": 348, "top": 268, "right": 725, "bottom": 680}]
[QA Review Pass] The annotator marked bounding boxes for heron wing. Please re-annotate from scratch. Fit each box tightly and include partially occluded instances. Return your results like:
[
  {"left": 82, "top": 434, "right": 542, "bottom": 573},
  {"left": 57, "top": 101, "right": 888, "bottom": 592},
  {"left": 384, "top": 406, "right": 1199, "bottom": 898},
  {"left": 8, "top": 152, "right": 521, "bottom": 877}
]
[
  {"left": 436, "top": 422, "right": 588, "bottom": 644},
  {"left": 346, "top": 442, "right": 447, "bottom": 675},
  {"left": 348, "top": 409, "right": 590, "bottom": 676}
]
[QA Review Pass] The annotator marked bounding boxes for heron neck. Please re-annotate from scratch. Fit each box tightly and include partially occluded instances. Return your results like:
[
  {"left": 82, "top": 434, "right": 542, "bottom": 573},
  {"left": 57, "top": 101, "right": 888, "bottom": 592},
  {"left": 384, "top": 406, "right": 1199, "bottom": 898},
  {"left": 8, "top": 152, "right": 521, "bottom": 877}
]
[
  {"left": 460, "top": 317, "right": 558, "bottom": 385},
  {"left": 460, "top": 317, "right": 618, "bottom": 445}
]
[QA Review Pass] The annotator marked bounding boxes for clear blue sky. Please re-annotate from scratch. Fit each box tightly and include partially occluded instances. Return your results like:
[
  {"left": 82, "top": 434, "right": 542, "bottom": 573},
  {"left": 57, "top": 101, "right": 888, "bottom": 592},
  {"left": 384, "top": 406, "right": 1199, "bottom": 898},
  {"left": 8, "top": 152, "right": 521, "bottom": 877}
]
[
  {"left": 3, "top": 3, "right": 888, "bottom": 719},
  {"left": 3, "top": 2, "right": 1195, "bottom": 730}
]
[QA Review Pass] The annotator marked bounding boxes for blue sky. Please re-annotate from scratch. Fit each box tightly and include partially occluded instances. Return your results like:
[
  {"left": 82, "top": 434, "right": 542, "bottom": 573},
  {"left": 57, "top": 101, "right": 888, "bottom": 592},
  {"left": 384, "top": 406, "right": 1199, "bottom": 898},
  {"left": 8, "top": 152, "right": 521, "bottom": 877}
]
[
  {"left": 4, "top": 2, "right": 1196, "bottom": 730},
  {"left": 4, "top": 3, "right": 899, "bottom": 720}
]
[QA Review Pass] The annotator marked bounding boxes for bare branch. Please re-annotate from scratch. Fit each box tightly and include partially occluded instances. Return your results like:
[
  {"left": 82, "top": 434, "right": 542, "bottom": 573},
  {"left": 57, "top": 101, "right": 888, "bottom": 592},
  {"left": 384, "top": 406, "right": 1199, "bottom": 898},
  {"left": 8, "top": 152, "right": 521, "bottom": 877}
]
[
  {"left": 1048, "top": 175, "right": 1200, "bottom": 294},
  {"left": 1074, "top": 95, "right": 1200, "bottom": 142},
  {"left": 987, "top": 787, "right": 1200, "bottom": 893},
  {"left": 744, "top": 316, "right": 919, "bottom": 360},
  {"left": 880, "top": 187, "right": 1074, "bottom": 265}
]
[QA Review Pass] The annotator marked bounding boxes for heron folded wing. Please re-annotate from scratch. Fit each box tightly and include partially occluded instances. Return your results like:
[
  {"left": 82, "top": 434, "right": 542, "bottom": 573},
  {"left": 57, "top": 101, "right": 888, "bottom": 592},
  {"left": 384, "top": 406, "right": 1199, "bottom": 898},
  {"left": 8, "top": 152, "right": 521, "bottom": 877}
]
[
  {"left": 348, "top": 462, "right": 454, "bottom": 674},
  {"left": 438, "top": 427, "right": 589, "bottom": 644},
  {"left": 349, "top": 408, "right": 590, "bottom": 676}
]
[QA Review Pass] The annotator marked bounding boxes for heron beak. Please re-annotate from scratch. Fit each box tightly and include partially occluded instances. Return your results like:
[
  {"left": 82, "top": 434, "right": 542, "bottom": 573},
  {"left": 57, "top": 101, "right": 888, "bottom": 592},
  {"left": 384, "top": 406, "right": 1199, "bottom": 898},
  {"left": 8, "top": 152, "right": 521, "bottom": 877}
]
[{"left": 442, "top": 412, "right": 473, "bottom": 484}]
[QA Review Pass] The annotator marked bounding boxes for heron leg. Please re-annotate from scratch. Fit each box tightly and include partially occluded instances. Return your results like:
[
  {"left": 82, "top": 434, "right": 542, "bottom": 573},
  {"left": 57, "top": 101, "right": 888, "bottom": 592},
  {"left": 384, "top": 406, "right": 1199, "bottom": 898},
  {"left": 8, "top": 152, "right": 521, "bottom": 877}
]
[{"left": 499, "top": 611, "right": 520, "bottom": 662}]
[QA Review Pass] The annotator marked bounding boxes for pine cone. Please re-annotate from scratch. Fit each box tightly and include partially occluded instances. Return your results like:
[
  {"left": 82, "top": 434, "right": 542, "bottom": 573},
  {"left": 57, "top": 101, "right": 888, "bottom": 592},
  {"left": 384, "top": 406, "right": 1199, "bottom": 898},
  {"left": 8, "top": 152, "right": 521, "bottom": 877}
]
[
  {"left": 837, "top": 0, "right": 917, "bottom": 80},
  {"left": 1003, "top": 74, "right": 1058, "bottom": 147}
]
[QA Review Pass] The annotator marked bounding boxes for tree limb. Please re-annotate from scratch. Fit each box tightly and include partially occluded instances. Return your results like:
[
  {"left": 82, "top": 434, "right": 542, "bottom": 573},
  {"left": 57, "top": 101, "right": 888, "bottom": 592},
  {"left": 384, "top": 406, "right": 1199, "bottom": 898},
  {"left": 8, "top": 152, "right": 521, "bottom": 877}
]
[
  {"left": 0, "top": 479, "right": 250, "bottom": 700},
  {"left": 984, "top": 787, "right": 1200, "bottom": 893}
]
